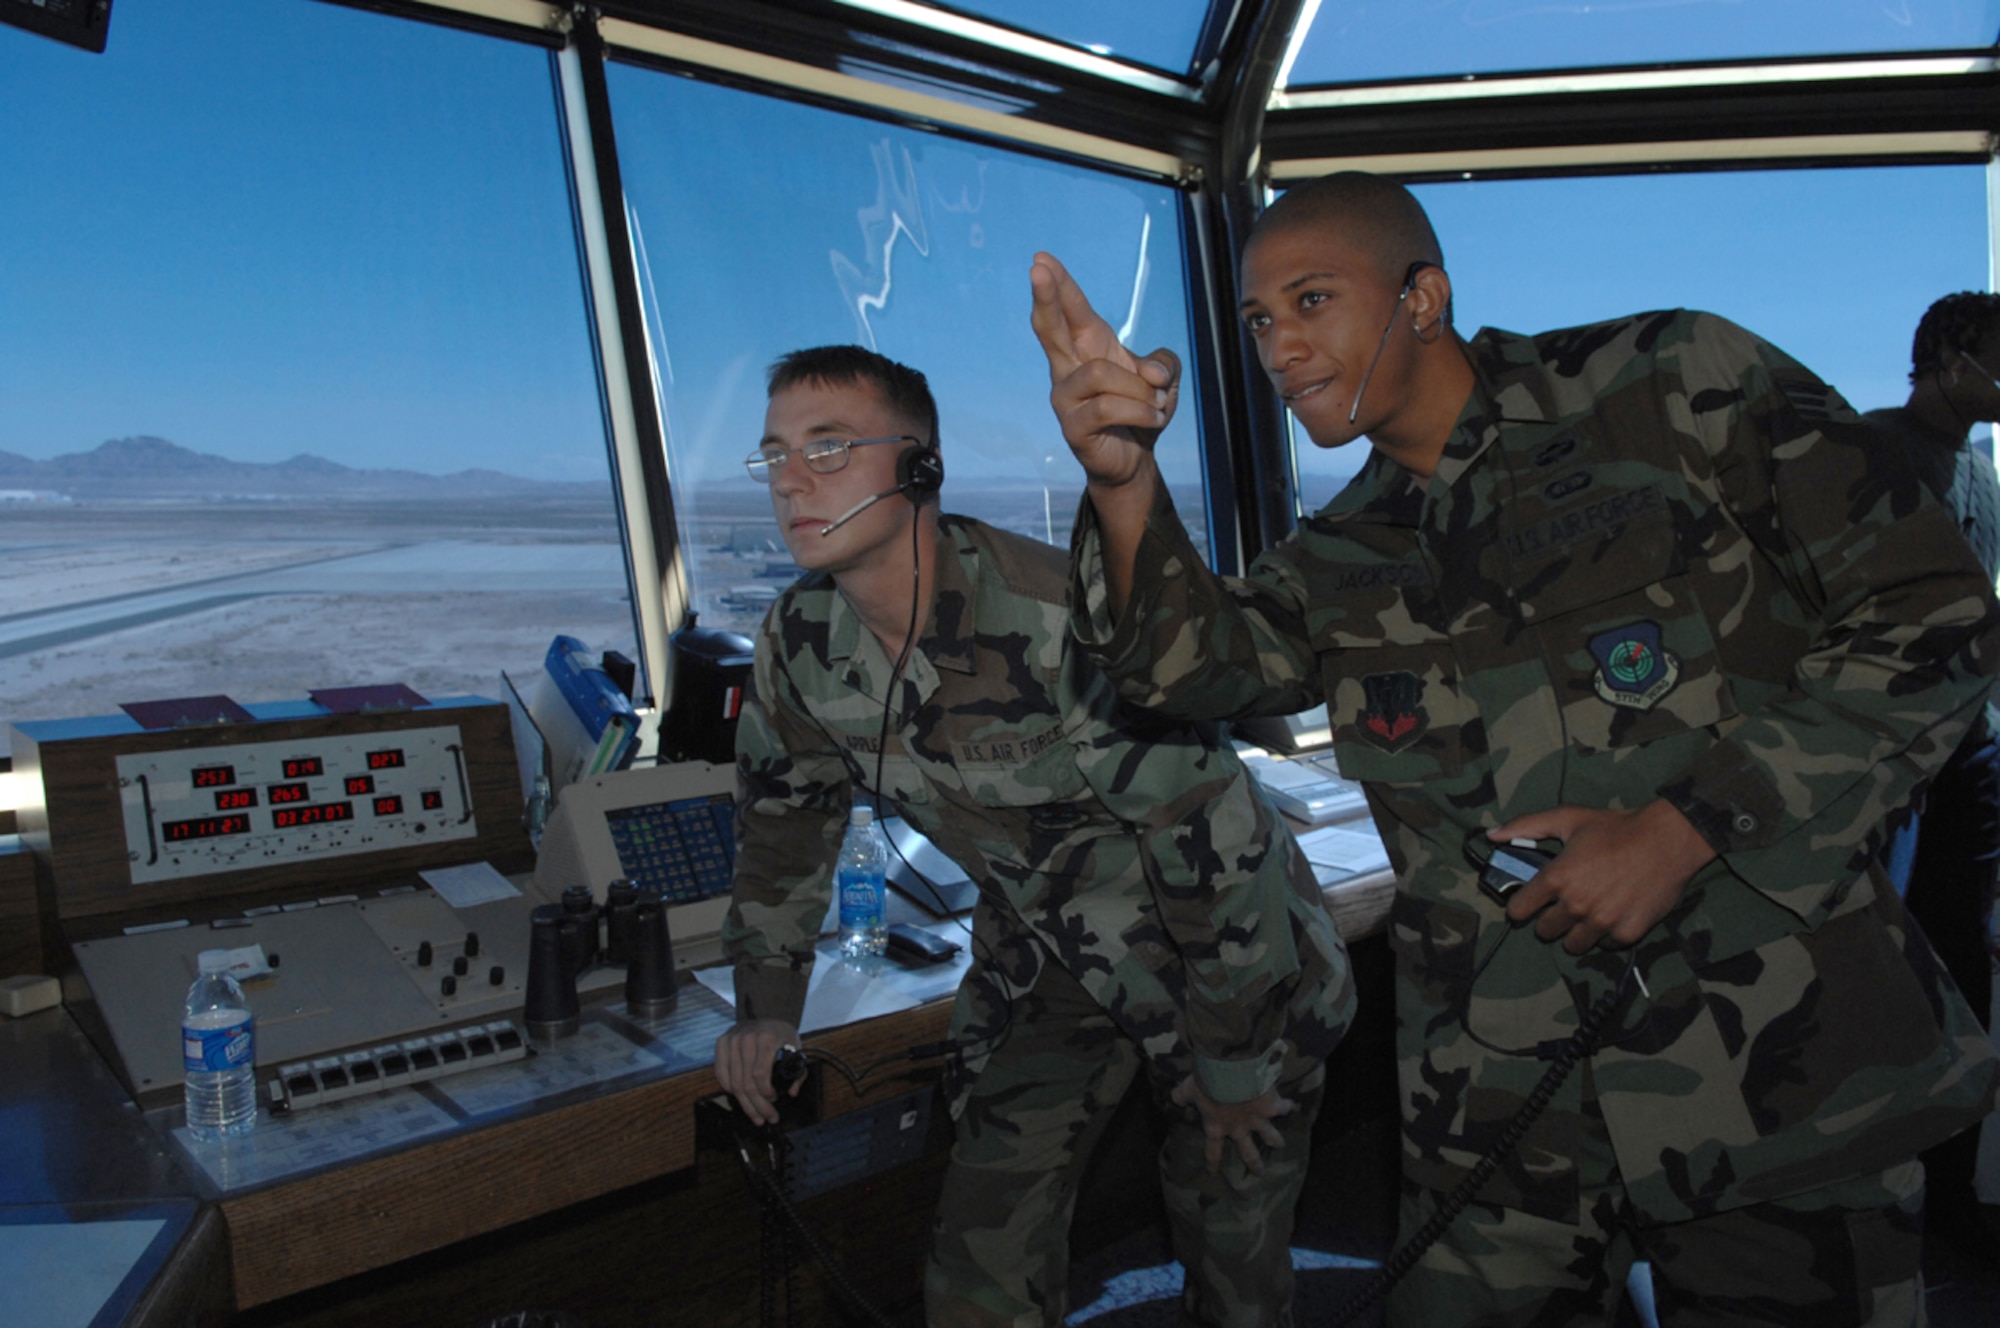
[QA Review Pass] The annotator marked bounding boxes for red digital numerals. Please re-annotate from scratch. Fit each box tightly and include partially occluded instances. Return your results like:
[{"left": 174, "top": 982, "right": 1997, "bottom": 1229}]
[
  {"left": 270, "top": 802, "right": 353, "bottom": 829},
  {"left": 163, "top": 814, "right": 250, "bottom": 842}
]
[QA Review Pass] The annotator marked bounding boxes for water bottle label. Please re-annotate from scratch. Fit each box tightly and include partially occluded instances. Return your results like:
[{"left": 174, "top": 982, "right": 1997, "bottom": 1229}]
[
  {"left": 837, "top": 867, "right": 881, "bottom": 924},
  {"left": 183, "top": 1016, "right": 254, "bottom": 1074}
]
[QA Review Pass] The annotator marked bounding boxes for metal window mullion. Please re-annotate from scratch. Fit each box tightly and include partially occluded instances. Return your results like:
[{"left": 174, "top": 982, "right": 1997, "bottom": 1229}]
[
  {"left": 554, "top": 37, "right": 685, "bottom": 734},
  {"left": 1178, "top": 186, "right": 1247, "bottom": 578},
  {"left": 1989, "top": 156, "right": 2000, "bottom": 294},
  {"left": 598, "top": 17, "right": 1189, "bottom": 182},
  {"left": 1269, "top": 130, "right": 1996, "bottom": 179},
  {"left": 1211, "top": 0, "right": 1310, "bottom": 550}
]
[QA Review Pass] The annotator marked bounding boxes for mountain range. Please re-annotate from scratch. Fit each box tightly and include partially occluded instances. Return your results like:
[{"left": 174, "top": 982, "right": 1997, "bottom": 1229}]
[{"left": 0, "top": 436, "right": 594, "bottom": 500}]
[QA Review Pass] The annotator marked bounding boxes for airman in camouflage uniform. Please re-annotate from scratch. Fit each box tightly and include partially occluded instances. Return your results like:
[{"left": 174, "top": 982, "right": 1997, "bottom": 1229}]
[
  {"left": 1862, "top": 290, "right": 2000, "bottom": 1254},
  {"left": 713, "top": 345, "right": 1355, "bottom": 1328},
  {"left": 1033, "top": 173, "right": 2000, "bottom": 1325}
]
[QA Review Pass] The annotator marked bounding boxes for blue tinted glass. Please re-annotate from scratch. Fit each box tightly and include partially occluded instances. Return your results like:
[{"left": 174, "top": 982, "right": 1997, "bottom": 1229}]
[
  {"left": 607, "top": 65, "right": 1204, "bottom": 637},
  {"left": 936, "top": 0, "right": 1210, "bottom": 74},
  {"left": 0, "top": 1, "right": 627, "bottom": 730},
  {"left": 1293, "top": 166, "right": 1992, "bottom": 511},
  {"left": 1288, "top": 0, "right": 2000, "bottom": 86}
]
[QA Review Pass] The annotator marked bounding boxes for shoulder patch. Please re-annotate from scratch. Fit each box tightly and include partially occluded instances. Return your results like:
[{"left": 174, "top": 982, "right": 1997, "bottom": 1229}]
[
  {"left": 1359, "top": 671, "right": 1429, "bottom": 752},
  {"left": 1588, "top": 620, "right": 1680, "bottom": 710}
]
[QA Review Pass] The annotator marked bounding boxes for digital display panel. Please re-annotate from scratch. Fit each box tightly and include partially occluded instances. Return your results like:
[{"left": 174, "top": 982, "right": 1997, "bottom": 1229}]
[
  {"left": 163, "top": 814, "right": 252, "bottom": 843},
  {"left": 271, "top": 801, "right": 354, "bottom": 830},
  {"left": 115, "top": 720, "right": 479, "bottom": 887}
]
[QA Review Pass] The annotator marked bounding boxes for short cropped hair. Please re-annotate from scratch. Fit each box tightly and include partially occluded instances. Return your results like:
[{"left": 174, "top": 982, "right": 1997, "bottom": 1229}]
[
  {"left": 1252, "top": 171, "right": 1446, "bottom": 283},
  {"left": 1911, "top": 292, "right": 2000, "bottom": 384},
  {"left": 767, "top": 345, "right": 939, "bottom": 446}
]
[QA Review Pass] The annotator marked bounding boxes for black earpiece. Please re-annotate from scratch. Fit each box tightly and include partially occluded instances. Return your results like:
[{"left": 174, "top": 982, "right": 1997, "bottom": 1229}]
[
  {"left": 897, "top": 443, "right": 944, "bottom": 499},
  {"left": 1348, "top": 260, "right": 1442, "bottom": 426}
]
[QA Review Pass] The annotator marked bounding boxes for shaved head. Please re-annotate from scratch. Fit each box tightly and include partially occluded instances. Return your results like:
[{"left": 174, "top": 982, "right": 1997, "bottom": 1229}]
[{"left": 1251, "top": 172, "right": 1444, "bottom": 285}]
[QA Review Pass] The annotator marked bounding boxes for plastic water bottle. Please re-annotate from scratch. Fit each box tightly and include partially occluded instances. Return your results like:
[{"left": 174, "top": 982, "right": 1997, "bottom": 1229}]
[
  {"left": 182, "top": 951, "right": 257, "bottom": 1141},
  {"left": 525, "top": 772, "right": 551, "bottom": 842},
  {"left": 836, "top": 805, "right": 888, "bottom": 957}
]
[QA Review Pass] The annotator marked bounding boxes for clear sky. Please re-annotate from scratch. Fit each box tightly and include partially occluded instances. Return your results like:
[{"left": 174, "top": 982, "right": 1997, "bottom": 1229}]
[
  {"left": 607, "top": 64, "right": 1200, "bottom": 493},
  {"left": 1295, "top": 164, "right": 1993, "bottom": 505},
  {"left": 1287, "top": 0, "right": 2000, "bottom": 85},
  {"left": 0, "top": 0, "right": 607, "bottom": 482},
  {"left": 0, "top": 0, "right": 1992, "bottom": 505}
]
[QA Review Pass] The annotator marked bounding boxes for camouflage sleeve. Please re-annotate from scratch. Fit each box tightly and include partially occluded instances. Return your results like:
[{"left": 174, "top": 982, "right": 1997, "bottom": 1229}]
[
  {"left": 1658, "top": 314, "right": 2000, "bottom": 919},
  {"left": 1069, "top": 485, "right": 1324, "bottom": 720},
  {"left": 719, "top": 613, "right": 850, "bottom": 1026},
  {"left": 1068, "top": 667, "right": 1338, "bottom": 1102}
]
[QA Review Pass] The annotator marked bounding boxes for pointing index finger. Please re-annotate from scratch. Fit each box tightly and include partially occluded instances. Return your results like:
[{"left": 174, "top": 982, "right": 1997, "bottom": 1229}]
[{"left": 1030, "top": 251, "right": 1083, "bottom": 377}]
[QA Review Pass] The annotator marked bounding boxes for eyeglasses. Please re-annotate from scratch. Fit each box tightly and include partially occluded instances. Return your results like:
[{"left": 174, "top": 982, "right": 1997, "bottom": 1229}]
[{"left": 744, "top": 435, "right": 916, "bottom": 483}]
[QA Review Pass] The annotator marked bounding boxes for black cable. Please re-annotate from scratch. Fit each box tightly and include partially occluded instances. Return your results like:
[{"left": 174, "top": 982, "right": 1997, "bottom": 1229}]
[
  {"left": 733, "top": 1138, "right": 901, "bottom": 1328},
  {"left": 756, "top": 1135, "right": 784, "bottom": 1328},
  {"left": 780, "top": 1137, "right": 801, "bottom": 1328},
  {"left": 854, "top": 506, "right": 1016, "bottom": 1073},
  {"left": 752, "top": 503, "right": 1011, "bottom": 1105},
  {"left": 864, "top": 486, "right": 929, "bottom": 820},
  {"left": 1328, "top": 957, "right": 1641, "bottom": 1328},
  {"left": 1450, "top": 920, "right": 1657, "bottom": 1061},
  {"left": 876, "top": 821, "right": 1019, "bottom": 1070}
]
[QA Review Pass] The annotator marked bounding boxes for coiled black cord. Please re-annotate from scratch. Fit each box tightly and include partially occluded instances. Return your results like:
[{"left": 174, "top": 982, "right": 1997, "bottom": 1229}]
[
  {"left": 733, "top": 1133, "right": 900, "bottom": 1328},
  {"left": 1328, "top": 957, "right": 1641, "bottom": 1328},
  {"left": 754, "top": 1131, "right": 796, "bottom": 1328}
]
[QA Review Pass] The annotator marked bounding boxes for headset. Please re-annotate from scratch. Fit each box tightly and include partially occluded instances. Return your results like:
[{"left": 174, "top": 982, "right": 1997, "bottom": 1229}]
[
  {"left": 1348, "top": 260, "right": 1439, "bottom": 426},
  {"left": 792, "top": 423, "right": 1014, "bottom": 1091},
  {"left": 818, "top": 438, "right": 945, "bottom": 536},
  {"left": 898, "top": 440, "right": 945, "bottom": 498},
  {"left": 1952, "top": 352, "right": 2000, "bottom": 406}
]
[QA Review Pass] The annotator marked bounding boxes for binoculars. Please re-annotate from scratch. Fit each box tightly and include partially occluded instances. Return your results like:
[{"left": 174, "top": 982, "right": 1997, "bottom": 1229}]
[{"left": 524, "top": 878, "right": 677, "bottom": 1037}]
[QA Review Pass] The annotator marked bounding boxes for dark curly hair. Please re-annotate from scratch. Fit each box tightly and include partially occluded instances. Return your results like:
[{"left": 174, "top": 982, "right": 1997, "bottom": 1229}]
[
  {"left": 767, "top": 344, "right": 939, "bottom": 446},
  {"left": 1911, "top": 292, "right": 2000, "bottom": 384}
]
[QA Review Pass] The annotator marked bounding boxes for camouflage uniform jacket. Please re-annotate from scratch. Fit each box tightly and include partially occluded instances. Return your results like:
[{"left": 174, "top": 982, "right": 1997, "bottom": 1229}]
[
  {"left": 1863, "top": 405, "right": 2000, "bottom": 581},
  {"left": 1071, "top": 310, "right": 2000, "bottom": 1224},
  {"left": 1865, "top": 405, "right": 2000, "bottom": 731},
  {"left": 722, "top": 514, "right": 1355, "bottom": 1113}
]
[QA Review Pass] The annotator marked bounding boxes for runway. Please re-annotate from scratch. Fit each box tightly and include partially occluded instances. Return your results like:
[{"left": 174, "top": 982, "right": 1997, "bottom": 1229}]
[{"left": 0, "top": 541, "right": 626, "bottom": 662}]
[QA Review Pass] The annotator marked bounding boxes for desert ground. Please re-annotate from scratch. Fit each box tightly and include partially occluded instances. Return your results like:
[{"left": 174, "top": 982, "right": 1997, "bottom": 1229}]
[{"left": 0, "top": 483, "right": 1207, "bottom": 736}]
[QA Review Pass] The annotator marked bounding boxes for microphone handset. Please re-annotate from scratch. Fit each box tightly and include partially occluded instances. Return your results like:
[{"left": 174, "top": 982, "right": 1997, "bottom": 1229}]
[{"left": 820, "top": 481, "right": 911, "bottom": 536}]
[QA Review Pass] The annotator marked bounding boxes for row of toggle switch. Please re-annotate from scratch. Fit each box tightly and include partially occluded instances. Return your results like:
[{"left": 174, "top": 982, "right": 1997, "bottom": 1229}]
[{"left": 268, "top": 1019, "right": 528, "bottom": 1114}]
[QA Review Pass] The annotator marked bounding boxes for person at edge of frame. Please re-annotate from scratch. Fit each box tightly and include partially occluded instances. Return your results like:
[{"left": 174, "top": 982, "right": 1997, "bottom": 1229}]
[
  {"left": 1864, "top": 290, "right": 2000, "bottom": 1260},
  {"left": 1029, "top": 171, "right": 2000, "bottom": 1326},
  {"left": 710, "top": 344, "right": 1357, "bottom": 1328}
]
